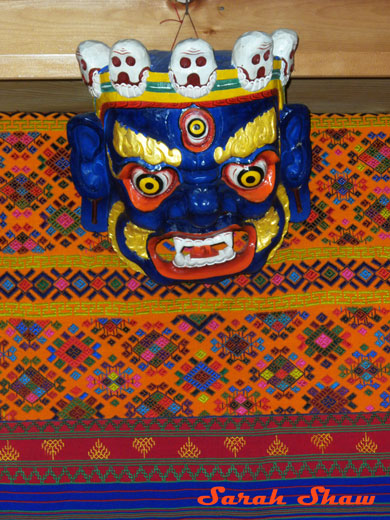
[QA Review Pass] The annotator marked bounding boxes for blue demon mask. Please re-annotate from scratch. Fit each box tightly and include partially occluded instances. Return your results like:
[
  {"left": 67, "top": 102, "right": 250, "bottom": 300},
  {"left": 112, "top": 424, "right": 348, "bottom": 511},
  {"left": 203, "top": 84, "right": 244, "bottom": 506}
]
[{"left": 68, "top": 32, "right": 311, "bottom": 285}]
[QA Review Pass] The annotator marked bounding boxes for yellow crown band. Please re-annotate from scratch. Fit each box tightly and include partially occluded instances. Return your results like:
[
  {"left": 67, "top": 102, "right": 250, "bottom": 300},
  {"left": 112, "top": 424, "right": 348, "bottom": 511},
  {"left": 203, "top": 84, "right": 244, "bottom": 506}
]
[{"left": 95, "top": 71, "right": 285, "bottom": 120}]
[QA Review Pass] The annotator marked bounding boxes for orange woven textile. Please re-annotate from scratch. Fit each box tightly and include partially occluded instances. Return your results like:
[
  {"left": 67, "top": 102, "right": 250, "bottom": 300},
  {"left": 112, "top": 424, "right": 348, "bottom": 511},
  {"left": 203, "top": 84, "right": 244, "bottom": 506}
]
[{"left": 0, "top": 112, "right": 389, "bottom": 422}]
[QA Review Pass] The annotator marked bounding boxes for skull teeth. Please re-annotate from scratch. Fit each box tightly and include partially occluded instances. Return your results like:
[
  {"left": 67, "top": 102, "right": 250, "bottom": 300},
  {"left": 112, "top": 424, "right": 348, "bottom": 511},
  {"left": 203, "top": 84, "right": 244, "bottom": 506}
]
[
  {"left": 172, "top": 231, "right": 235, "bottom": 268},
  {"left": 169, "top": 70, "right": 217, "bottom": 99},
  {"left": 113, "top": 69, "right": 149, "bottom": 98},
  {"left": 237, "top": 68, "right": 273, "bottom": 92}
]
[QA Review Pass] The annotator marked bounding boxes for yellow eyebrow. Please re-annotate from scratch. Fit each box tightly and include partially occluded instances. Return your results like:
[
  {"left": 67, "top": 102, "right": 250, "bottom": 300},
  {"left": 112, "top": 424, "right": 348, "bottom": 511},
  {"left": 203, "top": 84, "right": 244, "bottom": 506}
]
[
  {"left": 113, "top": 120, "right": 182, "bottom": 167},
  {"left": 214, "top": 107, "right": 277, "bottom": 164}
]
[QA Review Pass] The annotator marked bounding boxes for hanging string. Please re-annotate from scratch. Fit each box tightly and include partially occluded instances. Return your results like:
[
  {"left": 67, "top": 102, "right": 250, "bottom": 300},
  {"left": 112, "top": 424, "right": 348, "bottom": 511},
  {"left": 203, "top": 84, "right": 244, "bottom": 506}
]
[
  {"left": 185, "top": 0, "right": 199, "bottom": 40},
  {"left": 160, "top": 0, "right": 199, "bottom": 51}
]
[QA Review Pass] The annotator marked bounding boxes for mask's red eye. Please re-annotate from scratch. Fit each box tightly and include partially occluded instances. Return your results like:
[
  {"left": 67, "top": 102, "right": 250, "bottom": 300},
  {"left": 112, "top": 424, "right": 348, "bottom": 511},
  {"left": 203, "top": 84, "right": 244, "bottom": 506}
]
[
  {"left": 222, "top": 151, "right": 279, "bottom": 203},
  {"left": 119, "top": 164, "right": 178, "bottom": 211}
]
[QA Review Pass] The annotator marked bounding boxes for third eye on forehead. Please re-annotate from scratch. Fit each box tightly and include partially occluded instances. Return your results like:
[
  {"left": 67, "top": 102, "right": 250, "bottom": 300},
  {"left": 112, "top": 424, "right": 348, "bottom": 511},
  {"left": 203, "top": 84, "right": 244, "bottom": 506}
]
[{"left": 190, "top": 123, "right": 202, "bottom": 134}]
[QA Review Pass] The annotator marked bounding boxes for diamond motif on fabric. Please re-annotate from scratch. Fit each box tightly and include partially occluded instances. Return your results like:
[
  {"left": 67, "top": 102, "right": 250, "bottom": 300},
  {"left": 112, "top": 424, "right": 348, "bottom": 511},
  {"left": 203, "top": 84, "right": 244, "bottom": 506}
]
[
  {"left": 10, "top": 366, "right": 54, "bottom": 404},
  {"left": 0, "top": 172, "right": 50, "bottom": 210},
  {"left": 93, "top": 362, "right": 135, "bottom": 399},
  {"left": 183, "top": 362, "right": 220, "bottom": 391},
  {"left": 7, "top": 319, "right": 51, "bottom": 351},
  {"left": 56, "top": 337, "right": 94, "bottom": 367},
  {"left": 359, "top": 138, "right": 390, "bottom": 174},
  {"left": 261, "top": 355, "right": 303, "bottom": 392},
  {"left": 58, "top": 397, "right": 98, "bottom": 420},
  {"left": 223, "top": 389, "right": 262, "bottom": 415},
  {"left": 301, "top": 314, "right": 351, "bottom": 369},
  {"left": 304, "top": 386, "right": 355, "bottom": 414},
  {"left": 256, "top": 311, "right": 299, "bottom": 334},
  {"left": 133, "top": 330, "right": 178, "bottom": 368},
  {"left": 44, "top": 146, "right": 70, "bottom": 177},
  {"left": 136, "top": 391, "right": 181, "bottom": 418},
  {"left": 364, "top": 195, "right": 390, "bottom": 232},
  {"left": 47, "top": 206, "right": 80, "bottom": 235}
]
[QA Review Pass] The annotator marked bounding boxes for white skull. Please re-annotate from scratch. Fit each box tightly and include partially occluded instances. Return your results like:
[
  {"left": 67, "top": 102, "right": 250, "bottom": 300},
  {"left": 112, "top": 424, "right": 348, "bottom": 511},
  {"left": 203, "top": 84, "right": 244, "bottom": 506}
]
[
  {"left": 109, "top": 40, "right": 151, "bottom": 98},
  {"left": 169, "top": 39, "right": 217, "bottom": 99},
  {"left": 232, "top": 32, "right": 273, "bottom": 92},
  {"left": 272, "top": 29, "right": 298, "bottom": 87},
  {"left": 76, "top": 40, "right": 110, "bottom": 98}
]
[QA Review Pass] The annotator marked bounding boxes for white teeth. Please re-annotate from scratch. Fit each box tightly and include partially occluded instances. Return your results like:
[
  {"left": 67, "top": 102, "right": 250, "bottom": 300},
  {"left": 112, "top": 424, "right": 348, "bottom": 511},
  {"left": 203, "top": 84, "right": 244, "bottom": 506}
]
[
  {"left": 113, "top": 70, "right": 149, "bottom": 98},
  {"left": 224, "top": 233, "right": 233, "bottom": 248},
  {"left": 173, "top": 237, "right": 183, "bottom": 253},
  {"left": 169, "top": 71, "right": 216, "bottom": 99},
  {"left": 237, "top": 68, "right": 272, "bottom": 92},
  {"left": 225, "top": 247, "right": 235, "bottom": 260},
  {"left": 172, "top": 231, "right": 236, "bottom": 268},
  {"left": 173, "top": 252, "right": 185, "bottom": 267}
]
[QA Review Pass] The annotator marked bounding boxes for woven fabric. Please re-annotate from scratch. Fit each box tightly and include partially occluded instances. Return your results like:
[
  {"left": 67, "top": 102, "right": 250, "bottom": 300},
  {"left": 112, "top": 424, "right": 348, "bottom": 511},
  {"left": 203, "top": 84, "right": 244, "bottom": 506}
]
[{"left": 0, "top": 112, "right": 390, "bottom": 518}]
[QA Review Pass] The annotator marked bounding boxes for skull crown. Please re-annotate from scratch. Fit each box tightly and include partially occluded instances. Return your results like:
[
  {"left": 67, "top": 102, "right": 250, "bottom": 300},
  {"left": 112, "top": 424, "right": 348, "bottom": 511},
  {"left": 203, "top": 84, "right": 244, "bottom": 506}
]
[{"left": 76, "top": 29, "right": 298, "bottom": 100}]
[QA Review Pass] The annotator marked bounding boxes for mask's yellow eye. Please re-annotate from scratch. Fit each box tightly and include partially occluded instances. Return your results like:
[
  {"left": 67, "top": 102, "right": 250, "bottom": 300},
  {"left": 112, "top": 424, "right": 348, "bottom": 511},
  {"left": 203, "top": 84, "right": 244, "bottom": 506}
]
[
  {"left": 237, "top": 166, "right": 265, "bottom": 188},
  {"left": 188, "top": 119, "right": 206, "bottom": 137},
  {"left": 136, "top": 174, "right": 163, "bottom": 195}
]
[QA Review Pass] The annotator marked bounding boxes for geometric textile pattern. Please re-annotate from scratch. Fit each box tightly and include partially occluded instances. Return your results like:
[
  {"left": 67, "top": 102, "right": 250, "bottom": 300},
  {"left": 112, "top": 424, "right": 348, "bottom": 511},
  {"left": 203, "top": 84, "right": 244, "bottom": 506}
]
[{"left": 1, "top": 112, "right": 390, "bottom": 420}]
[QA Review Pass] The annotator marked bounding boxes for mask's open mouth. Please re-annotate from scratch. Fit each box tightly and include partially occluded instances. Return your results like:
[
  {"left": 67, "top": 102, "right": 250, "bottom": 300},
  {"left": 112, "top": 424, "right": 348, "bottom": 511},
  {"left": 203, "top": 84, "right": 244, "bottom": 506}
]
[{"left": 148, "top": 225, "right": 256, "bottom": 280}]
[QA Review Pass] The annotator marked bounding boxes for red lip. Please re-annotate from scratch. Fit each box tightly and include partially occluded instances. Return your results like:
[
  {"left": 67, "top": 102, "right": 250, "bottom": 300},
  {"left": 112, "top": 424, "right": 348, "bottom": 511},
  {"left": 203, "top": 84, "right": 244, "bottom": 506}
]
[{"left": 148, "top": 224, "right": 256, "bottom": 280}]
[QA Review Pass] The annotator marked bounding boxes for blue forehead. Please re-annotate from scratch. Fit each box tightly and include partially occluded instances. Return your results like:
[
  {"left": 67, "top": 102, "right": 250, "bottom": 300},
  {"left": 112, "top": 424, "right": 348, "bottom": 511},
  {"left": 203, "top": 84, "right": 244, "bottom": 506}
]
[{"left": 105, "top": 96, "right": 279, "bottom": 171}]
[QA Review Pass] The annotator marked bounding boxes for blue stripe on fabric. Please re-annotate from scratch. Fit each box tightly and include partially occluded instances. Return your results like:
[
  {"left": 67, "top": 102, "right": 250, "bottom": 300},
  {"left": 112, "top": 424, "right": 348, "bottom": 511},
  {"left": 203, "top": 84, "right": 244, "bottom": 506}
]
[{"left": 0, "top": 478, "right": 388, "bottom": 519}]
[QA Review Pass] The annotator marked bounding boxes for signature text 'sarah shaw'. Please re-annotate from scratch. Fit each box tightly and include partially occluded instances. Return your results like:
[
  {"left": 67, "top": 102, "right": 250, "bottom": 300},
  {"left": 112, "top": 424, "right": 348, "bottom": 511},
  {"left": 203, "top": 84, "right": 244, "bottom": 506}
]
[{"left": 197, "top": 486, "right": 376, "bottom": 506}]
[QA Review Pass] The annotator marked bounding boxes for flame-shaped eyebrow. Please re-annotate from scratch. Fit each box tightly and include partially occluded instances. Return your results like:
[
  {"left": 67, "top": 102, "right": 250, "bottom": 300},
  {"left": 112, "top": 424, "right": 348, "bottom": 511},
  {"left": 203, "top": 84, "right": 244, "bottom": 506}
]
[
  {"left": 214, "top": 108, "right": 277, "bottom": 164},
  {"left": 113, "top": 121, "right": 182, "bottom": 166}
]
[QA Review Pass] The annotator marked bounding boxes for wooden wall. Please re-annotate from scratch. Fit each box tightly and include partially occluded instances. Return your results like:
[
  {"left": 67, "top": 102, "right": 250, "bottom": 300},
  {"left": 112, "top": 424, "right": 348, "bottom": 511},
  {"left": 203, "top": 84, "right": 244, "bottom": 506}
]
[{"left": 1, "top": 0, "right": 389, "bottom": 112}]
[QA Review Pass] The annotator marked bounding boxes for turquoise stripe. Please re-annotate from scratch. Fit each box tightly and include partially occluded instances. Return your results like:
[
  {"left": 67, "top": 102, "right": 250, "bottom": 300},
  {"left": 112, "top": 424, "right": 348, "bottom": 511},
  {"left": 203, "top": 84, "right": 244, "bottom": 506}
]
[
  {"left": 100, "top": 79, "right": 241, "bottom": 95},
  {"left": 146, "top": 82, "right": 175, "bottom": 93},
  {"left": 212, "top": 78, "right": 241, "bottom": 91}
]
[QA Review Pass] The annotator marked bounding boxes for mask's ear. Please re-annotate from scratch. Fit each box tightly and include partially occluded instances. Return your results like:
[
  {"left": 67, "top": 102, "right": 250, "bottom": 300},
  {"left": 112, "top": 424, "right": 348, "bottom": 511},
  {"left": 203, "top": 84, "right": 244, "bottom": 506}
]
[
  {"left": 67, "top": 113, "right": 112, "bottom": 232},
  {"left": 280, "top": 104, "right": 311, "bottom": 222}
]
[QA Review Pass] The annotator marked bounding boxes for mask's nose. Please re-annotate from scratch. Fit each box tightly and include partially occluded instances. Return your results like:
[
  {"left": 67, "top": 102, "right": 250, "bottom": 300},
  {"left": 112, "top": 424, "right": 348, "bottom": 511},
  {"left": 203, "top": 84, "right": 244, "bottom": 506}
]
[{"left": 186, "top": 185, "right": 220, "bottom": 228}]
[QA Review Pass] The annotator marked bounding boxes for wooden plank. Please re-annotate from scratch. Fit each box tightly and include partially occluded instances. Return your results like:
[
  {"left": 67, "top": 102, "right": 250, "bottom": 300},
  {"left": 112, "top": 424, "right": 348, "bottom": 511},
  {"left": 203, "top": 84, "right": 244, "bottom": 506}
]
[
  {"left": 287, "top": 79, "right": 390, "bottom": 114},
  {"left": 0, "top": 0, "right": 389, "bottom": 79},
  {"left": 1, "top": 79, "right": 389, "bottom": 114}
]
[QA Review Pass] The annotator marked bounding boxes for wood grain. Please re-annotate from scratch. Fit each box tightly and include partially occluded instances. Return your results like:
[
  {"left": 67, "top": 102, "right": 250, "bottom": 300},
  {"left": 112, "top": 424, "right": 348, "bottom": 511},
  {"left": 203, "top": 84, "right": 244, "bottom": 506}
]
[
  {"left": 0, "top": 0, "right": 389, "bottom": 79},
  {"left": 1, "top": 79, "right": 389, "bottom": 114}
]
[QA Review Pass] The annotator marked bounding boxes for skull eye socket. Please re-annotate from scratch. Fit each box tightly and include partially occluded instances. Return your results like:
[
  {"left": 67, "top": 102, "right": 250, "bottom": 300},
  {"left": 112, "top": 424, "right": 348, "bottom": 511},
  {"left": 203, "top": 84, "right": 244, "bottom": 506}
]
[
  {"left": 180, "top": 57, "right": 191, "bottom": 68},
  {"left": 196, "top": 56, "right": 207, "bottom": 66},
  {"left": 179, "top": 108, "right": 215, "bottom": 152},
  {"left": 264, "top": 50, "right": 270, "bottom": 61},
  {"left": 126, "top": 56, "right": 136, "bottom": 66},
  {"left": 252, "top": 54, "right": 260, "bottom": 65},
  {"left": 112, "top": 56, "right": 121, "bottom": 67},
  {"left": 80, "top": 59, "right": 87, "bottom": 71}
]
